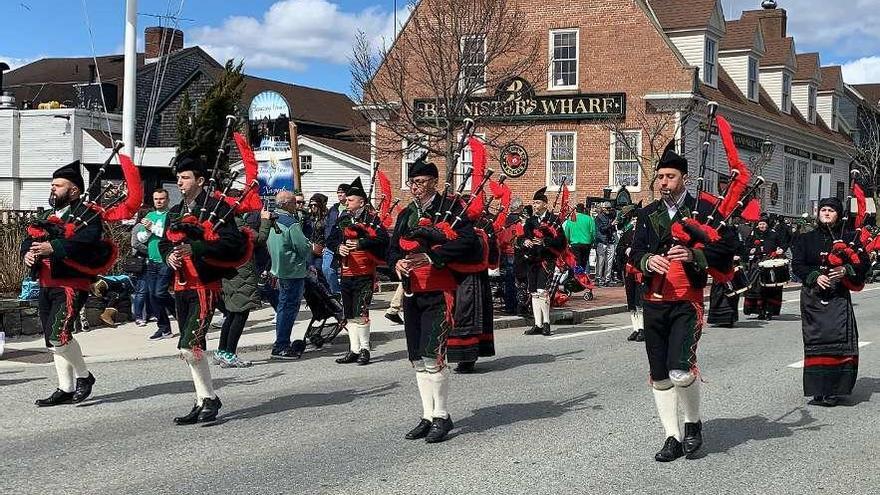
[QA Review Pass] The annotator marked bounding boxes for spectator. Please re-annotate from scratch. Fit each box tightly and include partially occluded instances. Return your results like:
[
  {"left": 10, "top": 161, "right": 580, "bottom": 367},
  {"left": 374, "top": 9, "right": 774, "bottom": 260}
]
[
  {"left": 129, "top": 212, "right": 151, "bottom": 326},
  {"left": 594, "top": 201, "right": 618, "bottom": 286},
  {"left": 564, "top": 203, "right": 597, "bottom": 274},
  {"left": 267, "top": 190, "right": 313, "bottom": 359},
  {"left": 137, "top": 189, "right": 176, "bottom": 339},
  {"left": 307, "top": 193, "right": 328, "bottom": 272},
  {"left": 322, "top": 184, "right": 350, "bottom": 295}
]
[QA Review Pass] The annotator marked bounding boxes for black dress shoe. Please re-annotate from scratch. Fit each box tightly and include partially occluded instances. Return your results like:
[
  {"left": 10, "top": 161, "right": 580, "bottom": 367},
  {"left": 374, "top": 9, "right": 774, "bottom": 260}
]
[
  {"left": 174, "top": 402, "right": 203, "bottom": 425},
  {"left": 35, "top": 389, "right": 74, "bottom": 407},
  {"left": 385, "top": 313, "right": 404, "bottom": 324},
  {"left": 199, "top": 396, "right": 222, "bottom": 422},
  {"left": 455, "top": 361, "right": 476, "bottom": 374},
  {"left": 523, "top": 326, "right": 541, "bottom": 336},
  {"left": 682, "top": 421, "right": 703, "bottom": 456},
  {"left": 809, "top": 395, "right": 839, "bottom": 407},
  {"left": 654, "top": 436, "right": 684, "bottom": 462},
  {"left": 356, "top": 349, "right": 371, "bottom": 365},
  {"left": 405, "top": 419, "right": 432, "bottom": 440},
  {"left": 627, "top": 330, "right": 639, "bottom": 341},
  {"left": 541, "top": 323, "right": 552, "bottom": 336},
  {"left": 336, "top": 352, "right": 359, "bottom": 364},
  {"left": 72, "top": 372, "right": 96, "bottom": 403},
  {"left": 635, "top": 329, "right": 645, "bottom": 342},
  {"left": 425, "top": 416, "right": 454, "bottom": 443}
]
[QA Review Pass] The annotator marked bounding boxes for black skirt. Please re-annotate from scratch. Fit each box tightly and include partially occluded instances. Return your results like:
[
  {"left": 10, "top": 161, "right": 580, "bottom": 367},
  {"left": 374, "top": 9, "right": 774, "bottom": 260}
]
[
  {"left": 800, "top": 286, "right": 859, "bottom": 397},
  {"left": 707, "top": 282, "right": 738, "bottom": 326}
]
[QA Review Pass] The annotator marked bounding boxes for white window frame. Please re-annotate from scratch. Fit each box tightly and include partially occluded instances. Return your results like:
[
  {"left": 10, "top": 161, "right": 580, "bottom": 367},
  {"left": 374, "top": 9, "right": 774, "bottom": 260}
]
[
  {"left": 782, "top": 72, "right": 792, "bottom": 113},
  {"left": 546, "top": 131, "right": 577, "bottom": 190},
  {"left": 455, "top": 132, "right": 487, "bottom": 190},
  {"left": 747, "top": 57, "right": 759, "bottom": 101},
  {"left": 808, "top": 85, "right": 817, "bottom": 123},
  {"left": 796, "top": 156, "right": 809, "bottom": 213},
  {"left": 401, "top": 136, "right": 428, "bottom": 190},
  {"left": 298, "top": 154, "right": 313, "bottom": 172},
  {"left": 704, "top": 37, "right": 717, "bottom": 87},
  {"left": 459, "top": 34, "right": 487, "bottom": 94},
  {"left": 783, "top": 156, "right": 796, "bottom": 214},
  {"left": 548, "top": 29, "right": 579, "bottom": 91},
  {"left": 608, "top": 130, "right": 642, "bottom": 192}
]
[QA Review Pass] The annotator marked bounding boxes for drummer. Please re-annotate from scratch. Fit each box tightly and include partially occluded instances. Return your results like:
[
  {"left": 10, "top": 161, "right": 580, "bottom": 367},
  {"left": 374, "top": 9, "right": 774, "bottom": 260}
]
[{"left": 743, "top": 214, "right": 786, "bottom": 320}]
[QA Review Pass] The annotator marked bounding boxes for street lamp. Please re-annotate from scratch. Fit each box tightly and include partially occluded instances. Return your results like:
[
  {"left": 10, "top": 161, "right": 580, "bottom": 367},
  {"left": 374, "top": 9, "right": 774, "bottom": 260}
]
[{"left": 760, "top": 136, "right": 775, "bottom": 164}]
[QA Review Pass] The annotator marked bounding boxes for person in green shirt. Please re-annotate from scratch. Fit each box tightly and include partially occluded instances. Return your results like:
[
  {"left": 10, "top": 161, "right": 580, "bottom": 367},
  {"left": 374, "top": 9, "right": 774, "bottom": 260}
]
[
  {"left": 136, "top": 189, "right": 176, "bottom": 340},
  {"left": 563, "top": 203, "right": 597, "bottom": 274}
]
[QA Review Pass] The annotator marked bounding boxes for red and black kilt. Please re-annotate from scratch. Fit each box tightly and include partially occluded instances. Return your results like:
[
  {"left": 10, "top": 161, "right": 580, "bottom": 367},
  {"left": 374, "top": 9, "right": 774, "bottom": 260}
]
[{"left": 449, "top": 271, "right": 495, "bottom": 363}]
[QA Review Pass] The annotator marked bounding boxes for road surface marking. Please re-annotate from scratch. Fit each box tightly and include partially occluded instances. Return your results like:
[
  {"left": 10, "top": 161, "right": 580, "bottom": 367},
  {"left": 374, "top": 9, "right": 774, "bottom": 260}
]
[{"left": 548, "top": 325, "right": 634, "bottom": 340}]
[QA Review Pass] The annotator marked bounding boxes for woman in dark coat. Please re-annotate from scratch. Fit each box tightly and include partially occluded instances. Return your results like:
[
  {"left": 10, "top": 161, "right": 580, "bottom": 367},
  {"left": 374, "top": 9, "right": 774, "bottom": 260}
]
[
  {"left": 216, "top": 208, "right": 271, "bottom": 368},
  {"left": 791, "top": 197, "right": 868, "bottom": 407},
  {"left": 743, "top": 215, "right": 784, "bottom": 319}
]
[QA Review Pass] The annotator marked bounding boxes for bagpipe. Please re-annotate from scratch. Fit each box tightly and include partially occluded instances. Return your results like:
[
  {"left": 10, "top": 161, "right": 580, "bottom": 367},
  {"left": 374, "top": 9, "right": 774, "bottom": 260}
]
[
  {"left": 521, "top": 178, "right": 571, "bottom": 262},
  {"left": 27, "top": 141, "right": 143, "bottom": 280},
  {"left": 165, "top": 115, "right": 263, "bottom": 286},
  {"left": 649, "top": 101, "right": 765, "bottom": 299}
]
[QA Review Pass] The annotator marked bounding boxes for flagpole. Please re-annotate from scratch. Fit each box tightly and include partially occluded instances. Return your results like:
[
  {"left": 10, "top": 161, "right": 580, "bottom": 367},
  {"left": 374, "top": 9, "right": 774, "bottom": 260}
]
[{"left": 122, "top": 0, "right": 137, "bottom": 159}]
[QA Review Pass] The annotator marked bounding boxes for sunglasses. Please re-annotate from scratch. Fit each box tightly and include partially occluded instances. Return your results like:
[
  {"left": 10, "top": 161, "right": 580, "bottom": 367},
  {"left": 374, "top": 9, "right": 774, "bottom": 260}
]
[{"left": 296, "top": 200, "right": 305, "bottom": 204}]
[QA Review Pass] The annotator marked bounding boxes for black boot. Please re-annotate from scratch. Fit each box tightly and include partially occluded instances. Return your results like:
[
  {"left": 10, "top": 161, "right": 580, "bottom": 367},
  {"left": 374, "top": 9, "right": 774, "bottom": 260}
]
[
  {"left": 455, "top": 361, "right": 476, "bottom": 374},
  {"left": 356, "top": 349, "right": 371, "bottom": 366},
  {"left": 425, "top": 416, "right": 454, "bottom": 443},
  {"left": 541, "top": 323, "right": 552, "bottom": 336},
  {"left": 654, "top": 436, "right": 684, "bottom": 462},
  {"left": 682, "top": 421, "right": 703, "bottom": 457},
  {"left": 72, "top": 372, "right": 96, "bottom": 403},
  {"left": 199, "top": 396, "right": 222, "bottom": 422},
  {"left": 627, "top": 330, "right": 639, "bottom": 341},
  {"left": 35, "top": 389, "right": 74, "bottom": 407},
  {"left": 635, "top": 329, "right": 645, "bottom": 342},
  {"left": 336, "top": 352, "right": 359, "bottom": 364},
  {"left": 174, "top": 401, "right": 203, "bottom": 425},
  {"left": 405, "top": 419, "right": 432, "bottom": 440},
  {"left": 523, "top": 326, "right": 541, "bottom": 336}
]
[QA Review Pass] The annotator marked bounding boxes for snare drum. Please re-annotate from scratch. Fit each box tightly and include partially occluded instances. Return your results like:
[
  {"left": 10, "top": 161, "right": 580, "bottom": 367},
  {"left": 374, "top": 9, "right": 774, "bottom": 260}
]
[
  {"left": 723, "top": 266, "right": 751, "bottom": 297},
  {"left": 758, "top": 258, "right": 790, "bottom": 287}
]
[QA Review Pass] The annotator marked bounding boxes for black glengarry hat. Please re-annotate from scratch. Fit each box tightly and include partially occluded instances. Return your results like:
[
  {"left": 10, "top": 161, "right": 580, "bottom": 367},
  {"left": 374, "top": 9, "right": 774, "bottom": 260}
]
[
  {"left": 533, "top": 186, "right": 548, "bottom": 202},
  {"left": 347, "top": 177, "right": 367, "bottom": 199},
  {"left": 53, "top": 160, "right": 85, "bottom": 192},
  {"left": 172, "top": 152, "right": 207, "bottom": 176},
  {"left": 657, "top": 140, "right": 688, "bottom": 174},
  {"left": 408, "top": 157, "right": 439, "bottom": 179}
]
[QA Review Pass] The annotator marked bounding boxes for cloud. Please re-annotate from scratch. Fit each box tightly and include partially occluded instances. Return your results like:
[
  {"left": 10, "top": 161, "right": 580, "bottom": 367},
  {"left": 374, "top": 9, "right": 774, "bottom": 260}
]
[
  {"left": 189, "top": 0, "right": 411, "bottom": 71},
  {"left": 0, "top": 55, "right": 39, "bottom": 69},
  {"left": 842, "top": 56, "right": 880, "bottom": 84}
]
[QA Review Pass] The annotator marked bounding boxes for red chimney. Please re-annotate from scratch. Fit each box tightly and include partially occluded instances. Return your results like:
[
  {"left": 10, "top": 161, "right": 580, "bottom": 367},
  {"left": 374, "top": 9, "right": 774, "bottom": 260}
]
[{"left": 145, "top": 27, "right": 184, "bottom": 61}]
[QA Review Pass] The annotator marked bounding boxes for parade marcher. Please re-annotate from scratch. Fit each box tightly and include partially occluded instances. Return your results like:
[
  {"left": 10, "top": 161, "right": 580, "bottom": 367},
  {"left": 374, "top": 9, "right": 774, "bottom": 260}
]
[
  {"left": 215, "top": 194, "right": 272, "bottom": 368},
  {"left": 743, "top": 214, "right": 785, "bottom": 320},
  {"left": 707, "top": 226, "right": 744, "bottom": 328},
  {"left": 160, "top": 154, "right": 247, "bottom": 424},
  {"left": 617, "top": 207, "right": 644, "bottom": 342},
  {"left": 327, "top": 177, "right": 389, "bottom": 366},
  {"left": 24, "top": 162, "right": 111, "bottom": 406},
  {"left": 517, "top": 187, "right": 566, "bottom": 336},
  {"left": 630, "top": 143, "right": 737, "bottom": 462},
  {"left": 791, "top": 197, "right": 868, "bottom": 407},
  {"left": 388, "top": 157, "right": 481, "bottom": 443}
]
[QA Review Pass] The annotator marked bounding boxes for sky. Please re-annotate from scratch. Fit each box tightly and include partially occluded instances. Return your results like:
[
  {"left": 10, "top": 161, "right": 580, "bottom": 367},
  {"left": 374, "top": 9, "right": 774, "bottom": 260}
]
[{"left": 0, "top": 0, "right": 879, "bottom": 98}]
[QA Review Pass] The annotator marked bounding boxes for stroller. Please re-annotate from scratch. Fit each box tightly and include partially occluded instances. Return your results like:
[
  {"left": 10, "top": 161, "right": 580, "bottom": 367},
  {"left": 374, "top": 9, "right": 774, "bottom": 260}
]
[
  {"left": 549, "top": 264, "right": 595, "bottom": 307},
  {"left": 302, "top": 268, "right": 345, "bottom": 349}
]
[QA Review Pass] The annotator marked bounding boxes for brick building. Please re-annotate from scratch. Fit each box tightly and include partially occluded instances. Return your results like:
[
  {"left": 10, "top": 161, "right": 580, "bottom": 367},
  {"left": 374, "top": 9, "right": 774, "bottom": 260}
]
[{"left": 364, "top": 0, "right": 868, "bottom": 217}]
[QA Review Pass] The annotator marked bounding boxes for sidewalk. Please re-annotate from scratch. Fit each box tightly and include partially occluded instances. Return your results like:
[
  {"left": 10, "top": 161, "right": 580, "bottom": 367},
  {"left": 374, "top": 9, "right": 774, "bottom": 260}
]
[{"left": 0, "top": 282, "right": 802, "bottom": 368}]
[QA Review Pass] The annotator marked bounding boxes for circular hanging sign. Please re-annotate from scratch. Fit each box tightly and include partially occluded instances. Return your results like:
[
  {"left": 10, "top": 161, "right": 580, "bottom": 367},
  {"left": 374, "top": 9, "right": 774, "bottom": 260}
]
[
  {"left": 770, "top": 182, "right": 779, "bottom": 206},
  {"left": 500, "top": 143, "right": 529, "bottom": 178}
]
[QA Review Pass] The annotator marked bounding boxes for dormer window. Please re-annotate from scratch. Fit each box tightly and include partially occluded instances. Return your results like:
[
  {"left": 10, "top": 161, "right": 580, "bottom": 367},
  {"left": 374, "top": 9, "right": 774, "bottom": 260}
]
[
  {"left": 808, "top": 85, "right": 817, "bottom": 123},
  {"left": 748, "top": 57, "right": 759, "bottom": 101},
  {"left": 704, "top": 37, "right": 717, "bottom": 86},
  {"left": 782, "top": 72, "right": 792, "bottom": 113}
]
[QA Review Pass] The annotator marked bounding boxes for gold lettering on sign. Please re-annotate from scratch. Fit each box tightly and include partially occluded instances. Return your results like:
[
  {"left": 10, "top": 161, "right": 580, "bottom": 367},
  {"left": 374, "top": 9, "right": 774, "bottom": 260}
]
[
  {"left": 588, "top": 98, "right": 602, "bottom": 113},
  {"left": 559, "top": 99, "right": 574, "bottom": 114},
  {"left": 541, "top": 99, "right": 560, "bottom": 114},
  {"left": 420, "top": 102, "right": 436, "bottom": 118},
  {"left": 574, "top": 99, "right": 588, "bottom": 114}
]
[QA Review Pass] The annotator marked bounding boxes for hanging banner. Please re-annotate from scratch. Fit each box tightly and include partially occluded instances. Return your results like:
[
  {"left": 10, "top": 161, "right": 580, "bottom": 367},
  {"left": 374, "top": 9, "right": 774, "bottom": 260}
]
[{"left": 248, "top": 90, "right": 296, "bottom": 197}]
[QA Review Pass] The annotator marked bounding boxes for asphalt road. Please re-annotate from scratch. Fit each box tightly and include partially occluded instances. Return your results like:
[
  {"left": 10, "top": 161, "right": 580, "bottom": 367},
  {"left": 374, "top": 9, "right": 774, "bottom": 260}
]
[{"left": 2, "top": 288, "right": 879, "bottom": 495}]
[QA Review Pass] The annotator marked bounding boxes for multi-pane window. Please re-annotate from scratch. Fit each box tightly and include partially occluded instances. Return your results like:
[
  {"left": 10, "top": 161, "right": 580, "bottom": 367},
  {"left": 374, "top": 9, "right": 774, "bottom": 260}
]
[
  {"left": 611, "top": 130, "right": 641, "bottom": 189},
  {"left": 299, "top": 154, "right": 312, "bottom": 172},
  {"left": 455, "top": 133, "right": 487, "bottom": 190},
  {"left": 808, "top": 85, "right": 817, "bottom": 122},
  {"left": 460, "top": 35, "right": 486, "bottom": 92},
  {"left": 796, "top": 158, "right": 809, "bottom": 213},
  {"left": 550, "top": 30, "right": 578, "bottom": 89},
  {"left": 783, "top": 157, "right": 796, "bottom": 214},
  {"left": 704, "top": 37, "right": 717, "bottom": 86},
  {"left": 748, "top": 57, "right": 759, "bottom": 100},
  {"left": 837, "top": 181, "right": 845, "bottom": 201},
  {"left": 548, "top": 132, "right": 576, "bottom": 187},
  {"left": 782, "top": 72, "right": 792, "bottom": 112},
  {"left": 402, "top": 136, "right": 428, "bottom": 188}
]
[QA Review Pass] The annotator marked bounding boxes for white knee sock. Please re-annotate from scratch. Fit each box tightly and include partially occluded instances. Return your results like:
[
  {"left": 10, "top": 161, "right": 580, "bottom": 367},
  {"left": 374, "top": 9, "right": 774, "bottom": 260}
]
[
  {"left": 415, "top": 371, "right": 434, "bottom": 421},
  {"left": 427, "top": 366, "right": 450, "bottom": 419},
  {"left": 357, "top": 322, "right": 371, "bottom": 352},
  {"left": 677, "top": 380, "right": 701, "bottom": 424},
  {"left": 51, "top": 350, "right": 75, "bottom": 393},
  {"left": 531, "top": 294, "right": 543, "bottom": 326},
  {"left": 539, "top": 293, "right": 551, "bottom": 325},
  {"left": 634, "top": 308, "right": 644, "bottom": 331},
  {"left": 64, "top": 339, "right": 90, "bottom": 379},
  {"left": 182, "top": 350, "right": 215, "bottom": 400},
  {"left": 347, "top": 323, "right": 361, "bottom": 353},
  {"left": 652, "top": 385, "right": 681, "bottom": 441}
]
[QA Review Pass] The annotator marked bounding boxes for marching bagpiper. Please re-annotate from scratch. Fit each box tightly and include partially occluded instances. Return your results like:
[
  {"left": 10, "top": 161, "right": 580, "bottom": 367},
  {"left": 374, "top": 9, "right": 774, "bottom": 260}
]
[
  {"left": 329, "top": 176, "right": 389, "bottom": 366},
  {"left": 517, "top": 187, "right": 566, "bottom": 336}
]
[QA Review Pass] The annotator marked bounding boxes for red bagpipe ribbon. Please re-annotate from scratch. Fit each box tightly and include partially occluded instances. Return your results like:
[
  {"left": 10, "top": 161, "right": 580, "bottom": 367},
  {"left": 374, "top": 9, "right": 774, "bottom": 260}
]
[
  {"left": 853, "top": 180, "right": 867, "bottom": 230},
  {"left": 558, "top": 183, "right": 571, "bottom": 222},
  {"left": 465, "top": 135, "right": 488, "bottom": 221},
  {"left": 715, "top": 115, "right": 753, "bottom": 219},
  {"left": 100, "top": 153, "right": 143, "bottom": 222},
  {"left": 488, "top": 178, "right": 512, "bottom": 232},
  {"left": 670, "top": 217, "right": 721, "bottom": 249},
  {"left": 375, "top": 169, "right": 400, "bottom": 229},
  {"left": 213, "top": 132, "right": 263, "bottom": 214}
]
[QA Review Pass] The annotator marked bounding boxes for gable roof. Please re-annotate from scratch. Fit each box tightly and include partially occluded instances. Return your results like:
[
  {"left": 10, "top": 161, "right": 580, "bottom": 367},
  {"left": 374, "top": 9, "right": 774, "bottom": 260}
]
[
  {"left": 302, "top": 135, "right": 370, "bottom": 163},
  {"left": 852, "top": 83, "right": 880, "bottom": 109},
  {"left": 793, "top": 53, "right": 820, "bottom": 82},
  {"left": 819, "top": 66, "right": 843, "bottom": 93},
  {"left": 650, "top": 0, "right": 720, "bottom": 31},
  {"left": 760, "top": 37, "right": 796, "bottom": 68},
  {"left": 719, "top": 18, "right": 763, "bottom": 52}
]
